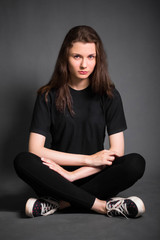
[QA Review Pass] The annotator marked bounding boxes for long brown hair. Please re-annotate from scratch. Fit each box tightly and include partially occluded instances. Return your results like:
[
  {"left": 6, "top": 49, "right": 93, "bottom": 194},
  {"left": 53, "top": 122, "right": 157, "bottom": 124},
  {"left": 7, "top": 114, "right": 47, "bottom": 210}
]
[{"left": 38, "top": 25, "right": 115, "bottom": 115}]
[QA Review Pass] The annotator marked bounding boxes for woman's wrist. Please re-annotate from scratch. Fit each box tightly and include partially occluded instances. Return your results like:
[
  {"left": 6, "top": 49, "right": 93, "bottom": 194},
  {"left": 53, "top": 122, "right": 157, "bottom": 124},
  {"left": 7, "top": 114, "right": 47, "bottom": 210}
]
[
  {"left": 70, "top": 171, "right": 76, "bottom": 182},
  {"left": 83, "top": 155, "right": 92, "bottom": 166}
]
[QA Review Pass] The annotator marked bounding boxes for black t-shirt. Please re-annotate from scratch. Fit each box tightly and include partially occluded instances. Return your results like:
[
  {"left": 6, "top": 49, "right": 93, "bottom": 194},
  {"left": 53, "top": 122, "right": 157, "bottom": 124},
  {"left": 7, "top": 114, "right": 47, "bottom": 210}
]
[{"left": 30, "top": 86, "right": 127, "bottom": 155}]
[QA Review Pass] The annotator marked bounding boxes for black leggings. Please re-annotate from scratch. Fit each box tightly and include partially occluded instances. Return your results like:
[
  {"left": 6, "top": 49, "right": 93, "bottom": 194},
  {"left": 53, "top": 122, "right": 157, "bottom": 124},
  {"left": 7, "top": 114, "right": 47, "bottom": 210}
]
[{"left": 14, "top": 152, "right": 145, "bottom": 209}]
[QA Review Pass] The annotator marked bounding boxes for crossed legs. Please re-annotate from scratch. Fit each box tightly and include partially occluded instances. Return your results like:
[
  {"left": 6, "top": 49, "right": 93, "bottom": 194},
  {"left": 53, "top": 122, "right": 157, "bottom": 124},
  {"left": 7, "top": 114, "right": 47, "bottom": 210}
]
[{"left": 14, "top": 152, "right": 145, "bottom": 214}]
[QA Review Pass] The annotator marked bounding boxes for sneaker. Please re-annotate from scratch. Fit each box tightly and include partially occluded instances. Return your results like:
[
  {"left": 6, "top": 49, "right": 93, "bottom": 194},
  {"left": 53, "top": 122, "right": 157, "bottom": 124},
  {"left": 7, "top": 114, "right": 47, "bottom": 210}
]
[
  {"left": 25, "top": 198, "right": 59, "bottom": 217},
  {"left": 106, "top": 196, "right": 145, "bottom": 218}
]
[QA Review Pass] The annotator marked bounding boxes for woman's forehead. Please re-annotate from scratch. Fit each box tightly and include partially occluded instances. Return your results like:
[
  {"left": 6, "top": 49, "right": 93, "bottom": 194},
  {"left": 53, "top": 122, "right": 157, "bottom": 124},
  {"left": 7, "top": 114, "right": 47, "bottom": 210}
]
[{"left": 69, "top": 42, "right": 96, "bottom": 54}]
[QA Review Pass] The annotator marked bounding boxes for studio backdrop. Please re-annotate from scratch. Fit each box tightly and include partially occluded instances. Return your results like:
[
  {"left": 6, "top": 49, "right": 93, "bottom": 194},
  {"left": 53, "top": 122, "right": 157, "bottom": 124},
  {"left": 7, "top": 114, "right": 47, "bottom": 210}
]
[{"left": 0, "top": 0, "right": 160, "bottom": 191}]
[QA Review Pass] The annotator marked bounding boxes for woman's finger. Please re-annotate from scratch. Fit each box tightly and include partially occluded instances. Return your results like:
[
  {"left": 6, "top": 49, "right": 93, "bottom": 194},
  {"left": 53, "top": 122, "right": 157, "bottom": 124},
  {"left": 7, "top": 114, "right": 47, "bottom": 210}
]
[
  {"left": 108, "top": 156, "right": 115, "bottom": 161},
  {"left": 41, "top": 157, "right": 52, "bottom": 163}
]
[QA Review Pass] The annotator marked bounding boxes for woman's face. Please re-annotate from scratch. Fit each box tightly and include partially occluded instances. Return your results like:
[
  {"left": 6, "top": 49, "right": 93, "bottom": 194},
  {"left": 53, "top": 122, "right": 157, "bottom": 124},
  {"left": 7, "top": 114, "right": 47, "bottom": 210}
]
[{"left": 68, "top": 42, "right": 96, "bottom": 85}]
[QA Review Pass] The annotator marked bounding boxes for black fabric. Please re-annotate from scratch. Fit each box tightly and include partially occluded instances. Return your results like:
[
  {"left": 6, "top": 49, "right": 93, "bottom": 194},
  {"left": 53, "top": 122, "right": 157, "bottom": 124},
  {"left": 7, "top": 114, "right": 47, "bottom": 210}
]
[
  {"left": 30, "top": 86, "right": 127, "bottom": 156},
  {"left": 14, "top": 152, "right": 145, "bottom": 209}
]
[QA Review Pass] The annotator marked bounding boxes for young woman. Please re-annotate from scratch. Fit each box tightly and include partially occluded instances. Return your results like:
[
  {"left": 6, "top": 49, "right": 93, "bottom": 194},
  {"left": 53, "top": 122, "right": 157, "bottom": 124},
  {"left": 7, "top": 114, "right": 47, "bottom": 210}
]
[{"left": 14, "top": 25, "right": 146, "bottom": 218}]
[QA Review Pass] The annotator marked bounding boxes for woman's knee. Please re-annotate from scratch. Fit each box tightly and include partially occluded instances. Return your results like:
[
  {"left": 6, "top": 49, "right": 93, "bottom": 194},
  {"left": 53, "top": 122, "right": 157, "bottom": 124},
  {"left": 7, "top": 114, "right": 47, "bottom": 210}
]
[
  {"left": 14, "top": 152, "right": 39, "bottom": 172},
  {"left": 123, "top": 153, "right": 146, "bottom": 180}
]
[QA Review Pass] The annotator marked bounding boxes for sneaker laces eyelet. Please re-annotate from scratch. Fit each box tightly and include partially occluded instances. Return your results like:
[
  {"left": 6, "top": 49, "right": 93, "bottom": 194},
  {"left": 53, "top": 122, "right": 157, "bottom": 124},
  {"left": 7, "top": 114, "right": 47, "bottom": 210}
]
[{"left": 106, "top": 199, "right": 129, "bottom": 219}]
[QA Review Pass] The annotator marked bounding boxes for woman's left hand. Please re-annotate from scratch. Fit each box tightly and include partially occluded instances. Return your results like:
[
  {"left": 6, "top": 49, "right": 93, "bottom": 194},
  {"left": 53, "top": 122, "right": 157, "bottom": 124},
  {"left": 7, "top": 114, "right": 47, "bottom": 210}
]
[{"left": 41, "top": 158, "right": 74, "bottom": 182}]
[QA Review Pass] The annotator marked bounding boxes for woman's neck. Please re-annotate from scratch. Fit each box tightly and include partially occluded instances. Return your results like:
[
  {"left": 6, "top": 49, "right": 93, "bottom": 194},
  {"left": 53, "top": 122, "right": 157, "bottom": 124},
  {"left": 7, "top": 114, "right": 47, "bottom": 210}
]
[{"left": 68, "top": 78, "right": 90, "bottom": 90}]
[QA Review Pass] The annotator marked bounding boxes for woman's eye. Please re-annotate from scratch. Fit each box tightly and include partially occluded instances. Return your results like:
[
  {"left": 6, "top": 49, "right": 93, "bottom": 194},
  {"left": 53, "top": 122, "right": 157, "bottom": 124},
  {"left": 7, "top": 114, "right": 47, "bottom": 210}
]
[
  {"left": 74, "top": 55, "right": 80, "bottom": 59},
  {"left": 88, "top": 55, "right": 95, "bottom": 59}
]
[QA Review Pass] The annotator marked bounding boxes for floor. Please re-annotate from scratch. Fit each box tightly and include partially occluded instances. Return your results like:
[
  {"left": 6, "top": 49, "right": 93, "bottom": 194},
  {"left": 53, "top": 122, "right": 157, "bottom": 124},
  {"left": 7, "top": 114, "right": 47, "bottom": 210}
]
[{"left": 0, "top": 175, "right": 159, "bottom": 240}]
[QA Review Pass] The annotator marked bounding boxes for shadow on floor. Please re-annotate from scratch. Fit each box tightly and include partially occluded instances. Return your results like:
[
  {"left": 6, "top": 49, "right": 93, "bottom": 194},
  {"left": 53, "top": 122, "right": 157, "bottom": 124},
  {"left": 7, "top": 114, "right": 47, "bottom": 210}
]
[
  {"left": 0, "top": 187, "right": 95, "bottom": 219},
  {"left": 0, "top": 186, "right": 37, "bottom": 218}
]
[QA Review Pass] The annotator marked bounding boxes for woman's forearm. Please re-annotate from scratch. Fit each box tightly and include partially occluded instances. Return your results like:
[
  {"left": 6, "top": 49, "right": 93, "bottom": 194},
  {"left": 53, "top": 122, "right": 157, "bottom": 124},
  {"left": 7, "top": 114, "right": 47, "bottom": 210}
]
[
  {"left": 41, "top": 157, "right": 105, "bottom": 182},
  {"left": 72, "top": 166, "right": 105, "bottom": 181},
  {"left": 31, "top": 146, "right": 90, "bottom": 166}
]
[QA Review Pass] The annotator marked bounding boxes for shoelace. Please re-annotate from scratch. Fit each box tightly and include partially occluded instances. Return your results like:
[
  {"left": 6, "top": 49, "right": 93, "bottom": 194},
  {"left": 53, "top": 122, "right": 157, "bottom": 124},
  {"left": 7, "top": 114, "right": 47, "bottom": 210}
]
[
  {"left": 41, "top": 200, "right": 59, "bottom": 216},
  {"left": 106, "top": 199, "right": 129, "bottom": 219}
]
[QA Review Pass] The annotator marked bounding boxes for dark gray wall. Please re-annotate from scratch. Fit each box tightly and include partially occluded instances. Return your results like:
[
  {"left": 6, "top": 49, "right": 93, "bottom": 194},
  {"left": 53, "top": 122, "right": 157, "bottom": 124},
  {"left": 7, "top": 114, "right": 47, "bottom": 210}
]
[{"left": 0, "top": 0, "right": 160, "bottom": 184}]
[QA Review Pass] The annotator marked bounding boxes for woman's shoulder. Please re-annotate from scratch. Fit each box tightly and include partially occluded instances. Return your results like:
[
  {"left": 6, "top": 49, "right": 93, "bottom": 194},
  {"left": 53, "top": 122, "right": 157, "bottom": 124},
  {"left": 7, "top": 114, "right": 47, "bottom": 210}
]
[
  {"left": 35, "top": 88, "right": 57, "bottom": 108},
  {"left": 103, "top": 87, "right": 121, "bottom": 101},
  {"left": 37, "top": 87, "right": 57, "bottom": 99},
  {"left": 101, "top": 87, "right": 124, "bottom": 110},
  {"left": 112, "top": 88, "right": 122, "bottom": 99}
]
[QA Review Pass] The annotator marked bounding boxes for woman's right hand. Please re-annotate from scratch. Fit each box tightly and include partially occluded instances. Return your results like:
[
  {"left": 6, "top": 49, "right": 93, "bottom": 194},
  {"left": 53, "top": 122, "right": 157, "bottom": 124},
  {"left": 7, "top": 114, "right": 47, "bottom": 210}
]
[{"left": 88, "top": 150, "right": 119, "bottom": 167}]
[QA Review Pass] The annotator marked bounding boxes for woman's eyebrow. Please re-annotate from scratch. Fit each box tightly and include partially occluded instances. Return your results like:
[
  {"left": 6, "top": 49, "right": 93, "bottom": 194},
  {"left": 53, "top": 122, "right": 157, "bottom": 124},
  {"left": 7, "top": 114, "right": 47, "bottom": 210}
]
[{"left": 71, "top": 53, "right": 96, "bottom": 55}]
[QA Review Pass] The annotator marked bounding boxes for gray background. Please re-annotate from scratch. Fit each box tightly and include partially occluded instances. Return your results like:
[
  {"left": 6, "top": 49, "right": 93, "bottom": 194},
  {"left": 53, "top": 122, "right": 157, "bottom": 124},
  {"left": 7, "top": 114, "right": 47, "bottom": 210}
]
[{"left": 0, "top": 0, "right": 160, "bottom": 239}]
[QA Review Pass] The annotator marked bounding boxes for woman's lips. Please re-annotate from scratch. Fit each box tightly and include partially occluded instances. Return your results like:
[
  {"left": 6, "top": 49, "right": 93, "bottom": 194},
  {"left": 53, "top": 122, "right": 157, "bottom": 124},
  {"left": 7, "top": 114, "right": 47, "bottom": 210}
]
[{"left": 78, "top": 71, "right": 88, "bottom": 75}]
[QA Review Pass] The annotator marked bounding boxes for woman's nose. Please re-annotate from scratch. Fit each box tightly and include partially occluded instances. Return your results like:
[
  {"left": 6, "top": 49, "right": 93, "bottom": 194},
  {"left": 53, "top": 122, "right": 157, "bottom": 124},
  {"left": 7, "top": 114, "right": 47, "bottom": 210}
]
[{"left": 80, "top": 58, "right": 87, "bottom": 68}]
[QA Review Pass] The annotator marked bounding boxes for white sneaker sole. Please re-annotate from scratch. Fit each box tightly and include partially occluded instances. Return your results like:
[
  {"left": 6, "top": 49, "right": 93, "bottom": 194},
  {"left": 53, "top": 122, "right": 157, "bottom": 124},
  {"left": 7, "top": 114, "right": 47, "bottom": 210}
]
[
  {"left": 25, "top": 198, "right": 38, "bottom": 217},
  {"left": 111, "top": 196, "right": 145, "bottom": 217}
]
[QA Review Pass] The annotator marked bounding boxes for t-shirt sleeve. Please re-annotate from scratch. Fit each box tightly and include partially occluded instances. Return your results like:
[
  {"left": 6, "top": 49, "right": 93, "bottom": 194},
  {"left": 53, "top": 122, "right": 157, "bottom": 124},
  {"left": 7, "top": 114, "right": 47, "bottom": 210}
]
[
  {"left": 30, "top": 93, "right": 51, "bottom": 137},
  {"left": 105, "top": 89, "right": 127, "bottom": 136}
]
